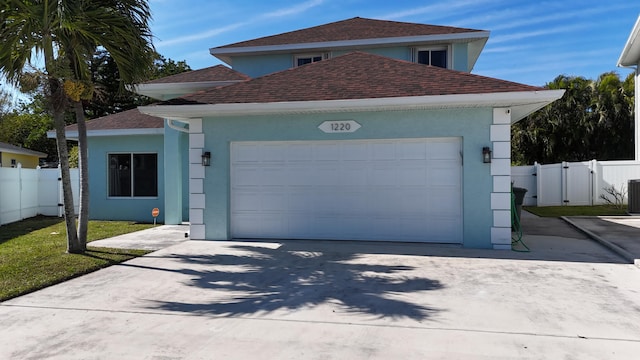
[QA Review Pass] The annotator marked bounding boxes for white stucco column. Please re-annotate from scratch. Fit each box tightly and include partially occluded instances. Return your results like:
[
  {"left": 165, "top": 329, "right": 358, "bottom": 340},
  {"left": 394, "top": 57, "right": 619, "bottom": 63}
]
[
  {"left": 490, "top": 108, "right": 512, "bottom": 250},
  {"left": 188, "top": 118, "right": 206, "bottom": 240}
]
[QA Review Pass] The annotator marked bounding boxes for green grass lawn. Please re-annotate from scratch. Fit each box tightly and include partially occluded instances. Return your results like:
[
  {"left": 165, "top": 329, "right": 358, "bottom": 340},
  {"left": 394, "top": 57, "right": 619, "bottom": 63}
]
[
  {"left": 0, "top": 216, "right": 154, "bottom": 301},
  {"left": 524, "top": 205, "right": 628, "bottom": 217}
]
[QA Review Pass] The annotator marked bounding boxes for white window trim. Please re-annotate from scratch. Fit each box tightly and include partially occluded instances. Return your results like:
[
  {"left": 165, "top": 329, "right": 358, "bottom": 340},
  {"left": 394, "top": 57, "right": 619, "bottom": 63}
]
[
  {"left": 107, "top": 152, "right": 159, "bottom": 199},
  {"left": 412, "top": 45, "right": 452, "bottom": 69},
  {"left": 293, "top": 52, "right": 330, "bottom": 67}
]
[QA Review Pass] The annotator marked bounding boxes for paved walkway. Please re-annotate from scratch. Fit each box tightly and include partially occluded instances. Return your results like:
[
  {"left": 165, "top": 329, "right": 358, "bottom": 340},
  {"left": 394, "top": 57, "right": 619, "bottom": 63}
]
[
  {"left": 563, "top": 216, "right": 640, "bottom": 266},
  {"left": 88, "top": 224, "right": 190, "bottom": 250}
]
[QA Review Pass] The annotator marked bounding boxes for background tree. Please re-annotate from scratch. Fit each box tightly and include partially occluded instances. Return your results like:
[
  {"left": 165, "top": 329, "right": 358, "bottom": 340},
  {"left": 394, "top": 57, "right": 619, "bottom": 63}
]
[
  {"left": 512, "top": 72, "right": 635, "bottom": 165},
  {"left": 0, "top": 100, "right": 56, "bottom": 162},
  {"left": 85, "top": 51, "right": 191, "bottom": 119}
]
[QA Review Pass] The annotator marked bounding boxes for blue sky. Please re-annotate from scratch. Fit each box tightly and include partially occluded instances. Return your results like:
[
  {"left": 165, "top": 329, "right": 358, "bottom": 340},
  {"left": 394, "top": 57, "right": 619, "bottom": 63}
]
[{"left": 149, "top": 0, "right": 639, "bottom": 86}]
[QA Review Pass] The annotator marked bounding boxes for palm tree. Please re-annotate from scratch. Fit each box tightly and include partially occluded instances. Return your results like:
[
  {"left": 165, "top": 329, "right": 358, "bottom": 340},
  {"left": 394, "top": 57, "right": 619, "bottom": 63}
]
[{"left": 0, "top": 0, "right": 155, "bottom": 253}]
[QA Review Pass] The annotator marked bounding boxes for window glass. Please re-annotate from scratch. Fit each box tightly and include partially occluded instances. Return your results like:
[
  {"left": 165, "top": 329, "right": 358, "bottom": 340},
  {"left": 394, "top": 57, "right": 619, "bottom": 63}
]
[
  {"left": 109, "top": 154, "right": 132, "bottom": 197},
  {"left": 297, "top": 57, "right": 312, "bottom": 66},
  {"left": 133, "top": 154, "right": 157, "bottom": 197},
  {"left": 417, "top": 50, "right": 430, "bottom": 65},
  {"left": 416, "top": 48, "right": 448, "bottom": 68},
  {"left": 295, "top": 54, "right": 324, "bottom": 67},
  {"left": 108, "top": 153, "right": 157, "bottom": 197},
  {"left": 431, "top": 50, "right": 447, "bottom": 68}
]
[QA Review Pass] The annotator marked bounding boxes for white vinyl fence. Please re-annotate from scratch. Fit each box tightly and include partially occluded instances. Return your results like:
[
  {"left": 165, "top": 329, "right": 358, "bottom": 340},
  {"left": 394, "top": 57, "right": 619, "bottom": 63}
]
[
  {"left": 0, "top": 165, "right": 79, "bottom": 226},
  {"left": 511, "top": 160, "right": 640, "bottom": 207}
]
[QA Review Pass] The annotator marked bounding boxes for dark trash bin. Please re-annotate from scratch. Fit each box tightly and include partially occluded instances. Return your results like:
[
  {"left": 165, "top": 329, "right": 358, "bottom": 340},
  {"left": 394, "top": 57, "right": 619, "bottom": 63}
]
[{"left": 512, "top": 187, "right": 527, "bottom": 229}]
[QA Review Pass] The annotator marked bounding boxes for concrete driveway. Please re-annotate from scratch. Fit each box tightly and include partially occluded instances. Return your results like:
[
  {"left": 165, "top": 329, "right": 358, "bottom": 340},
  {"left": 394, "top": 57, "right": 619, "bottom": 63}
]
[{"left": 2, "top": 221, "right": 640, "bottom": 359}]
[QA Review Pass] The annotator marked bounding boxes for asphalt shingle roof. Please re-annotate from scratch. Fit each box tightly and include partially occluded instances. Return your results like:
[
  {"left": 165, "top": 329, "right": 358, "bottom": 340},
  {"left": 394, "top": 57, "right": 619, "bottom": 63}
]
[
  {"left": 64, "top": 109, "right": 163, "bottom": 131},
  {"left": 145, "top": 65, "right": 249, "bottom": 84},
  {"left": 214, "top": 17, "right": 485, "bottom": 49},
  {"left": 0, "top": 141, "right": 47, "bottom": 157},
  {"left": 169, "top": 52, "right": 543, "bottom": 106}
]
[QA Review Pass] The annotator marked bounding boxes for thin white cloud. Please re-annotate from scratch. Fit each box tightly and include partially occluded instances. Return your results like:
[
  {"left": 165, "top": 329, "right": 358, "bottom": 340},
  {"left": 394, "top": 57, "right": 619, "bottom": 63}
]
[
  {"left": 261, "top": 0, "right": 324, "bottom": 19},
  {"left": 156, "top": 0, "right": 324, "bottom": 48},
  {"left": 380, "top": 0, "right": 500, "bottom": 21},
  {"left": 489, "top": 23, "right": 589, "bottom": 45},
  {"left": 156, "top": 22, "right": 248, "bottom": 48},
  {"left": 490, "top": 3, "right": 638, "bottom": 32},
  {"left": 482, "top": 44, "right": 532, "bottom": 54}
]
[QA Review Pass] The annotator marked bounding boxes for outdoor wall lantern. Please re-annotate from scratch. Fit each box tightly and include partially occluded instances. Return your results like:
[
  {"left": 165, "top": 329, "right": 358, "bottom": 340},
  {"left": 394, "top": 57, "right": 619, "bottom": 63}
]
[
  {"left": 482, "top": 146, "right": 492, "bottom": 163},
  {"left": 201, "top": 151, "right": 211, "bottom": 166}
]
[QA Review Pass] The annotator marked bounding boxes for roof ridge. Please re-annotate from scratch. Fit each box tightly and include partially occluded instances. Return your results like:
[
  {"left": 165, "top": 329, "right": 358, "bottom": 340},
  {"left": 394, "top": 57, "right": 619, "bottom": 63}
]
[{"left": 213, "top": 17, "right": 485, "bottom": 50}]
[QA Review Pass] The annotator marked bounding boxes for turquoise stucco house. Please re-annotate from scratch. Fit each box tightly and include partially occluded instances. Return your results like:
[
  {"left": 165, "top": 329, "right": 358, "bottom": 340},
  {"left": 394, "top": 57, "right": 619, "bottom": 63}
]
[{"left": 66, "top": 17, "right": 563, "bottom": 249}]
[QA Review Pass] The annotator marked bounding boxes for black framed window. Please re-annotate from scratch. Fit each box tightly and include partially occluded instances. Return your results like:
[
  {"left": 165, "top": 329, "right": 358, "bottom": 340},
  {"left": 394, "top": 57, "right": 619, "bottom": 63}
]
[
  {"left": 108, "top": 153, "right": 157, "bottom": 197},
  {"left": 416, "top": 48, "right": 448, "bottom": 69},
  {"left": 294, "top": 53, "right": 326, "bottom": 67}
]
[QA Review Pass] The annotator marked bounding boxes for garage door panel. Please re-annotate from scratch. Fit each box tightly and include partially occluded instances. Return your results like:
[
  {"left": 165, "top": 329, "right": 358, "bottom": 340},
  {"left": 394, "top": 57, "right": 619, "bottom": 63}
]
[
  {"left": 233, "top": 144, "right": 261, "bottom": 162},
  {"left": 261, "top": 192, "right": 287, "bottom": 211},
  {"left": 372, "top": 142, "right": 396, "bottom": 160},
  {"left": 339, "top": 191, "right": 369, "bottom": 213},
  {"left": 260, "top": 144, "right": 287, "bottom": 162},
  {"left": 399, "top": 191, "right": 429, "bottom": 216},
  {"left": 314, "top": 143, "right": 340, "bottom": 161},
  {"left": 233, "top": 168, "right": 261, "bottom": 186},
  {"left": 426, "top": 218, "right": 462, "bottom": 243},
  {"left": 259, "top": 214, "right": 288, "bottom": 237},
  {"left": 428, "top": 141, "right": 460, "bottom": 160},
  {"left": 288, "top": 166, "right": 316, "bottom": 185},
  {"left": 398, "top": 142, "right": 427, "bottom": 160},
  {"left": 400, "top": 167, "right": 427, "bottom": 186},
  {"left": 369, "top": 218, "right": 397, "bottom": 238},
  {"left": 233, "top": 191, "right": 260, "bottom": 211},
  {"left": 430, "top": 165, "right": 460, "bottom": 186},
  {"left": 341, "top": 166, "right": 368, "bottom": 185},
  {"left": 261, "top": 168, "right": 288, "bottom": 185},
  {"left": 288, "top": 144, "right": 313, "bottom": 161},
  {"left": 430, "top": 191, "right": 461, "bottom": 217},
  {"left": 314, "top": 165, "right": 340, "bottom": 186},
  {"left": 231, "top": 138, "right": 461, "bottom": 243},
  {"left": 370, "top": 166, "right": 397, "bottom": 186},
  {"left": 341, "top": 143, "right": 368, "bottom": 160}
]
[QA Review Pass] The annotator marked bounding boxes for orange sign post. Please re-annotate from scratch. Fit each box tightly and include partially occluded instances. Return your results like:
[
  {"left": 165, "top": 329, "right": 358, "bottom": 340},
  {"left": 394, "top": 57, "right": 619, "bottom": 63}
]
[{"left": 152, "top": 208, "right": 160, "bottom": 225}]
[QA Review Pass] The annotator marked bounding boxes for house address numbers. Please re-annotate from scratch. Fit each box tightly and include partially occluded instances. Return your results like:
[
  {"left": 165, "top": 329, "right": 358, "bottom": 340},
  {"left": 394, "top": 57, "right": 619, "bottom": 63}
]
[{"left": 318, "top": 120, "right": 361, "bottom": 133}]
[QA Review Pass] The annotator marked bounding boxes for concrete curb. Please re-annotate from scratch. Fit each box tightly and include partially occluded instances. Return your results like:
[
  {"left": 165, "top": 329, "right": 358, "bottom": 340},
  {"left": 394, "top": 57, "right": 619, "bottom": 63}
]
[{"left": 561, "top": 216, "right": 640, "bottom": 268}]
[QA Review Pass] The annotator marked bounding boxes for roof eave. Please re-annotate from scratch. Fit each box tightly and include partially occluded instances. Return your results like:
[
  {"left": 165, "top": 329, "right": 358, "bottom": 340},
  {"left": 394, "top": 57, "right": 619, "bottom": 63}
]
[
  {"left": 131, "top": 81, "right": 244, "bottom": 100},
  {"left": 618, "top": 14, "right": 640, "bottom": 67},
  {"left": 47, "top": 128, "right": 164, "bottom": 140},
  {"left": 467, "top": 37, "right": 489, "bottom": 72},
  {"left": 0, "top": 148, "right": 48, "bottom": 158},
  {"left": 139, "top": 90, "right": 564, "bottom": 124},
  {"left": 210, "top": 31, "right": 490, "bottom": 66}
]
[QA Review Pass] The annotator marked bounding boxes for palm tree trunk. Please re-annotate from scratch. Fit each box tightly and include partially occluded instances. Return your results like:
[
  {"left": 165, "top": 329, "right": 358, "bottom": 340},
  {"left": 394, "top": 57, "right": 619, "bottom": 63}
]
[
  {"left": 73, "top": 101, "right": 89, "bottom": 250},
  {"left": 52, "top": 108, "right": 81, "bottom": 253}
]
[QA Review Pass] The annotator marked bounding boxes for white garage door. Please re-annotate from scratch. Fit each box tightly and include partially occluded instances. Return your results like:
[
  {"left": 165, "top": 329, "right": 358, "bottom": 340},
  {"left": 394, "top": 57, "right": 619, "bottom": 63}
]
[{"left": 231, "top": 138, "right": 462, "bottom": 243}]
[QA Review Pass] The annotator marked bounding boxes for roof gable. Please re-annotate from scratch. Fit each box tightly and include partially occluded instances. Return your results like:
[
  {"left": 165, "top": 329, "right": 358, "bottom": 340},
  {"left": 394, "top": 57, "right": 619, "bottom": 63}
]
[
  {"left": 170, "top": 52, "right": 542, "bottom": 106},
  {"left": 214, "top": 17, "right": 484, "bottom": 49},
  {"left": 618, "top": 14, "right": 640, "bottom": 67}
]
